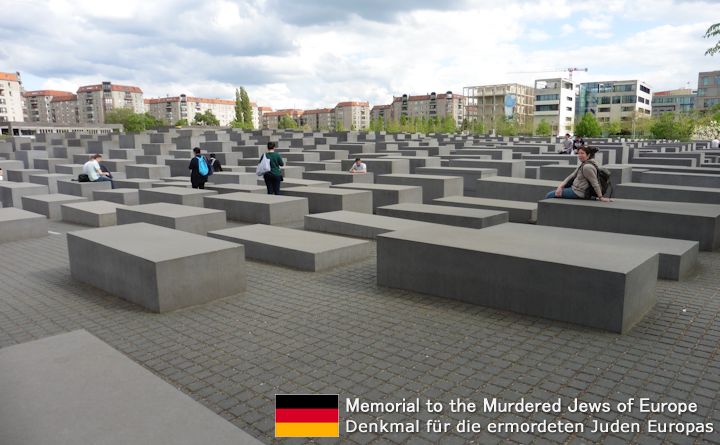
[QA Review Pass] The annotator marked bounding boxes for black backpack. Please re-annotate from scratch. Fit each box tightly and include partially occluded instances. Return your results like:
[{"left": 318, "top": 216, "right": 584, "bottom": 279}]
[{"left": 584, "top": 163, "right": 612, "bottom": 199}]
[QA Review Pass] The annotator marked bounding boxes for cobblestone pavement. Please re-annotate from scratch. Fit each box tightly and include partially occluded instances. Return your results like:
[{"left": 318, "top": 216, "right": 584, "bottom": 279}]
[{"left": 0, "top": 221, "right": 718, "bottom": 445}]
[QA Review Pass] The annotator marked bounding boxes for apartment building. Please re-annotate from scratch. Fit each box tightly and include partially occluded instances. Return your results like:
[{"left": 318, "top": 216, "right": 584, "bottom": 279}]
[
  {"left": 303, "top": 108, "right": 335, "bottom": 131},
  {"left": 696, "top": 70, "right": 720, "bottom": 111},
  {"left": 370, "top": 104, "right": 393, "bottom": 126},
  {"left": 389, "top": 92, "right": 464, "bottom": 126},
  {"left": 145, "top": 95, "right": 259, "bottom": 127},
  {"left": 463, "top": 83, "right": 535, "bottom": 129},
  {"left": 576, "top": 80, "right": 652, "bottom": 124},
  {"left": 0, "top": 72, "right": 24, "bottom": 122},
  {"left": 651, "top": 89, "right": 696, "bottom": 117},
  {"left": 334, "top": 101, "right": 369, "bottom": 130},
  {"left": 533, "top": 78, "right": 575, "bottom": 136},
  {"left": 50, "top": 94, "right": 80, "bottom": 124},
  {"left": 76, "top": 82, "right": 144, "bottom": 124},
  {"left": 23, "top": 90, "right": 76, "bottom": 123},
  {"left": 262, "top": 109, "right": 304, "bottom": 129}
]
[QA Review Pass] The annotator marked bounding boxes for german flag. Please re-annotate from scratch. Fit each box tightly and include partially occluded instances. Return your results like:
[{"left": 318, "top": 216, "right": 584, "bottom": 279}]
[{"left": 275, "top": 394, "right": 339, "bottom": 437}]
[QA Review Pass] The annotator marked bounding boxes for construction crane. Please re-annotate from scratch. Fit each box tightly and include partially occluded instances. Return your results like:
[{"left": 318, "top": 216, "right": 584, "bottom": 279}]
[{"left": 508, "top": 67, "right": 589, "bottom": 81}]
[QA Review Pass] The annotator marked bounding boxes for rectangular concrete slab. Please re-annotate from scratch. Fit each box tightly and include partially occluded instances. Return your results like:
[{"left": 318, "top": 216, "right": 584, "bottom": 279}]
[
  {"left": 0, "top": 182, "right": 49, "bottom": 208},
  {"left": 57, "top": 179, "right": 112, "bottom": 199},
  {"left": 432, "top": 196, "right": 537, "bottom": 223},
  {"left": 21, "top": 194, "right": 88, "bottom": 220},
  {"left": 125, "top": 164, "right": 171, "bottom": 180},
  {"left": 537, "top": 198, "right": 720, "bottom": 251},
  {"left": 29, "top": 173, "right": 73, "bottom": 194},
  {"left": 67, "top": 223, "right": 245, "bottom": 312},
  {"left": 302, "top": 170, "right": 375, "bottom": 185},
  {"left": 209, "top": 224, "right": 372, "bottom": 271},
  {"left": 92, "top": 188, "right": 140, "bottom": 205},
  {"left": 139, "top": 186, "right": 217, "bottom": 207},
  {"left": 0, "top": 330, "right": 262, "bottom": 445},
  {"left": 283, "top": 186, "right": 373, "bottom": 214},
  {"left": 614, "top": 182, "right": 720, "bottom": 205},
  {"left": 203, "top": 192, "right": 309, "bottom": 225},
  {"left": 205, "top": 184, "right": 267, "bottom": 194},
  {"left": 331, "top": 183, "right": 423, "bottom": 212},
  {"left": 377, "top": 225, "right": 658, "bottom": 333},
  {"left": 112, "top": 178, "right": 164, "bottom": 189},
  {"left": 61, "top": 200, "right": 127, "bottom": 227},
  {"left": 0, "top": 208, "right": 49, "bottom": 243},
  {"left": 376, "top": 173, "right": 463, "bottom": 204},
  {"left": 117, "top": 203, "right": 227, "bottom": 235},
  {"left": 377, "top": 203, "right": 508, "bottom": 229},
  {"left": 476, "top": 176, "right": 559, "bottom": 202},
  {"left": 304, "top": 210, "right": 443, "bottom": 239},
  {"left": 481, "top": 223, "right": 698, "bottom": 281},
  {"left": 416, "top": 166, "right": 498, "bottom": 193}
]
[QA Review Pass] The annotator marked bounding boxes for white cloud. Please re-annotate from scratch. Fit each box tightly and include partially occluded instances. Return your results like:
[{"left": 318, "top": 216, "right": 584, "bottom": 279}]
[{"left": 1, "top": 0, "right": 718, "bottom": 109}]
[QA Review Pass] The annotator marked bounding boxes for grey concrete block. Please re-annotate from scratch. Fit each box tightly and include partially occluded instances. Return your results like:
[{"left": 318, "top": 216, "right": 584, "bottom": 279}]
[
  {"left": 6, "top": 169, "right": 48, "bottom": 183},
  {"left": 304, "top": 210, "right": 444, "bottom": 239},
  {"left": 537, "top": 198, "right": 720, "bottom": 251},
  {"left": 283, "top": 186, "right": 373, "bottom": 214},
  {"left": 57, "top": 179, "right": 112, "bottom": 199},
  {"left": 339, "top": 158, "right": 410, "bottom": 175},
  {"left": 21, "top": 194, "right": 88, "bottom": 220},
  {"left": 28, "top": 173, "right": 73, "bottom": 194},
  {"left": 67, "top": 224, "right": 245, "bottom": 312},
  {"left": 125, "top": 164, "right": 171, "bottom": 180},
  {"left": 482, "top": 223, "right": 697, "bottom": 281},
  {"left": 331, "top": 183, "right": 423, "bottom": 212},
  {"left": 433, "top": 196, "right": 537, "bottom": 223},
  {"left": 33, "top": 158, "right": 68, "bottom": 173},
  {"left": 614, "top": 183, "right": 720, "bottom": 205},
  {"left": 54, "top": 164, "right": 84, "bottom": 176},
  {"left": 0, "top": 182, "right": 50, "bottom": 208},
  {"left": 92, "top": 188, "right": 140, "bottom": 205},
  {"left": 637, "top": 171, "right": 720, "bottom": 188},
  {"left": 376, "top": 174, "right": 463, "bottom": 204},
  {"left": 203, "top": 193, "right": 308, "bottom": 225},
  {"left": 204, "top": 184, "right": 267, "bottom": 195},
  {"left": 0, "top": 330, "right": 263, "bottom": 445},
  {"left": 302, "top": 171, "right": 375, "bottom": 185},
  {"left": 476, "top": 177, "right": 559, "bottom": 202},
  {"left": 261, "top": 178, "right": 332, "bottom": 189},
  {"left": 448, "top": 159, "right": 525, "bottom": 177},
  {"left": 381, "top": 156, "right": 442, "bottom": 174},
  {"left": 139, "top": 186, "right": 217, "bottom": 207},
  {"left": 416, "top": 166, "right": 497, "bottom": 193},
  {"left": 377, "top": 224, "right": 658, "bottom": 333},
  {"left": 61, "top": 200, "right": 127, "bottom": 227},
  {"left": 117, "top": 203, "right": 227, "bottom": 235},
  {"left": 113, "top": 178, "right": 164, "bottom": 189},
  {"left": 0, "top": 208, "right": 49, "bottom": 243},
  {"left": 209, "top": 224, "right": 372, "bottom": 271},
  {"left": 377, "top": 203, "right": 508, "bottom": 229},
  {"left": 210, "top": 172, "right": 258, "bottom": 185}
]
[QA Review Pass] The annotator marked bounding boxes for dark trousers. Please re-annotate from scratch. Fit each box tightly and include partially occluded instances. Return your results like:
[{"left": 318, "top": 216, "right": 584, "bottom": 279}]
[
  {"left": 263, "top": 173, "right": 281, "bottom": 195},
  {"left": 191, "top": 176, "right": 206, "bottom": 189}
]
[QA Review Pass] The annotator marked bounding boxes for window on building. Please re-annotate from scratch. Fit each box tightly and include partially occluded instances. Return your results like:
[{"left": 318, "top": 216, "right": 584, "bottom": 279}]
[
  {"left": 703, "top": 77, "right": 712, "bottom": 86},
  {"left": 622, "top": 95, "right": 636, "bottom": 103},
  {"left": 599, "top": 97, "right": 610, "bottom": 104},
  {"left": 567, "top": 96, "right": 573, "bottom": 101},
  {"left": 535, "top": 104, "right": 559, "bottom": 111},
  {"left": 698, "top": 88, "right": 706, "bottom": 96},
  {"left": 640, "top": 85, "right": 650, "bottom": 94},
  {"left": 598, "top": 107, "right": 610, "bottom": 112},
  {"left": 612, "top": 96, "right": 621, "bottom": 104},
  {"left": 621, "top": 106, "right": 634, "bottom": 112},
  {"left": 536, "top": 94, "right": 559, "bottom": 101},
  {"left": 566, "top": 107, "right": 572, "bottom": 111}
]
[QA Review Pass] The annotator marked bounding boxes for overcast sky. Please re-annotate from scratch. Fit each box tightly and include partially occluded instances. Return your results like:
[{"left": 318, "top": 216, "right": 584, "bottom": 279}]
[{"left": 2, "top": 0, "right": 718, "bottom": 109}]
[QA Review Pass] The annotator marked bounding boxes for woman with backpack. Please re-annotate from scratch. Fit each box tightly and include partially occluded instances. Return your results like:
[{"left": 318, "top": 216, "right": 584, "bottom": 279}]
[
  {"left": 544, "top": 146, "right": 611, "bottom": 202},
  {"left": 188, "top": 147, "right": 210, "bottom": 189}
]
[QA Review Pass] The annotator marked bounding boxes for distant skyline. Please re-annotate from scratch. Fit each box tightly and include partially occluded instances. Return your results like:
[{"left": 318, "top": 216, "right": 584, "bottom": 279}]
[{"left": 2, "top": 0, "right": 718, "bottom": 109}]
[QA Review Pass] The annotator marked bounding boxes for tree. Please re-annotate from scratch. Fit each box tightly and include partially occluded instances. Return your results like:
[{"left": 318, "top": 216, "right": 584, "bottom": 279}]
[
  {"left": 278, "top": 114, "right": 297, "bottom": 129},
  {"left": 602, "top": 121, "right": 622, "bottom": 136},
  {"left": 105, "top": 108, "right": 164, "bottom": 132},
  {"left": 193, "top": 110, "right": 220, "bottom": 126},
  {"left": 240, "top": 87, "right": 253, "bottom": 129},
  {"left": 442, "top": 116, "right": 457, "bottom": 134},
  {"left": 175, "top": 118, "right": 189, "bottom": 127},
  {"left": 705, "top": 22, "right": 720, "bottom": 56},
  {"left": 535, "top": 119, "right": 551, "bottom": 136},
  {"left": 574, "top": 113, "right": 602, "bottom": 137},
  {"left": 234, "top": 88, "right": 243, "bottom": 123},
  {"left": 650, "top": 113, "right": 695, "bottom": 141},
  {"left": 334, "top": 120, "right": 345, "bottom": 132},
  {"left": 496, "top": 117, "right": 519, "bottom": 136}
]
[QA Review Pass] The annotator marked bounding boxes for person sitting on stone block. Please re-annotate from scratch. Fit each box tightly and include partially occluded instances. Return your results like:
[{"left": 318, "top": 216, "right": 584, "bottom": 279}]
[
  {"left": 544, "top": 146, "right": 610, "bottom": 202},
  {"left": 349, "top": 158, "right": 367, "bottom": 174},
  {"left": 83, "top": 154, "right": 115, "bottom": 189},
  {"left": 209, "top": 153, "right": 223, "bottom": 172}
]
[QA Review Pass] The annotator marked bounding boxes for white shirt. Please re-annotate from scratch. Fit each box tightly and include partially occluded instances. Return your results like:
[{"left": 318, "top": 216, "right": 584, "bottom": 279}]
[
  {"left": 711, "top": 139, "right": 720, "bottom": 149},
  {"left": 83, "top": 159, "right": 101, "bottom": 181},
  {"left": 350, "top": 162, "right": 367, "bottom": 173}
]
